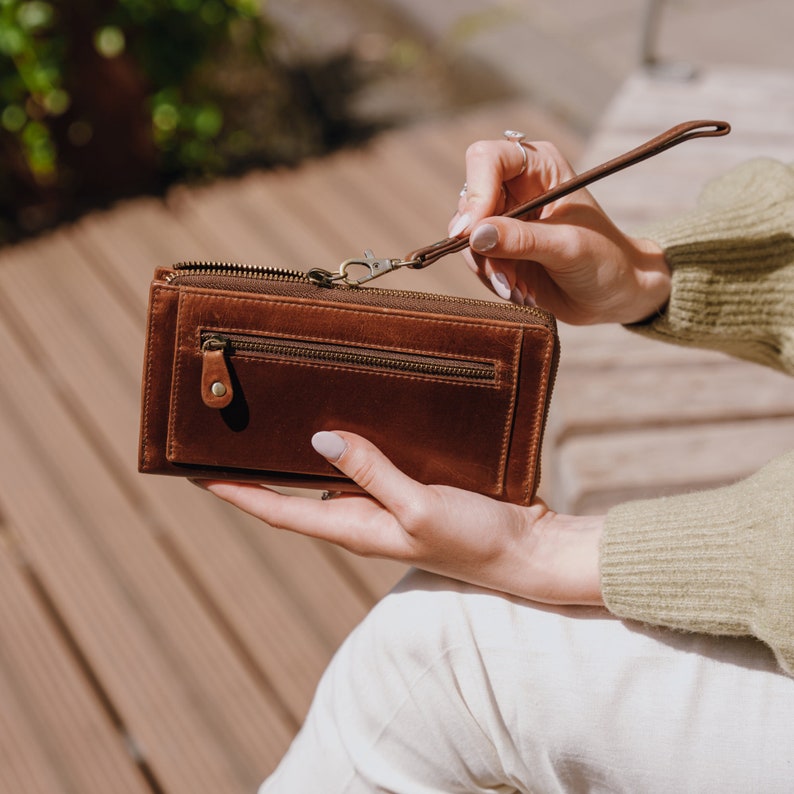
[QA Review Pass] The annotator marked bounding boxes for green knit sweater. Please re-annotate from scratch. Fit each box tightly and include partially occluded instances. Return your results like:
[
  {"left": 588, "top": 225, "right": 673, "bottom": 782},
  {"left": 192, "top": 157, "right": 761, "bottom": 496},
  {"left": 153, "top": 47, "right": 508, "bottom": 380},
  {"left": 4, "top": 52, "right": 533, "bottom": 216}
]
[{"left": 601, "top": 158, "right": 794, "bottom": 677}]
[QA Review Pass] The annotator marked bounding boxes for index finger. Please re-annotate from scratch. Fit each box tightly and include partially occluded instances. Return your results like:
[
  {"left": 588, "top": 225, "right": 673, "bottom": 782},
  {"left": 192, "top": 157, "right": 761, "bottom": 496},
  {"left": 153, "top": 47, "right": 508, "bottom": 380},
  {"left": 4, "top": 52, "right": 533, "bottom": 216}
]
[
  {"left": 450, "top": 139, "right": 525, "bottom": 237},
  {"left": 458, "top": 141, "right": 526, "bottom": 226}
]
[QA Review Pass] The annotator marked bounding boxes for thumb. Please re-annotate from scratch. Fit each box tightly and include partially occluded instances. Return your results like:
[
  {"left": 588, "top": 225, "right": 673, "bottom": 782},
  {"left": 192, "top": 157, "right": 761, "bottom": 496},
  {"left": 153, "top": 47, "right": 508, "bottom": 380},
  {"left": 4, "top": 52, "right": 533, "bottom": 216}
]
[
  {"left": 312, "top": 431, "right": 422, "bottom": 507},
  {"left": 471, "top": 217, "right": 579, "bottom": 274},
  {"left": 470, "top": 218, "right": 539, "bottom": 261}
]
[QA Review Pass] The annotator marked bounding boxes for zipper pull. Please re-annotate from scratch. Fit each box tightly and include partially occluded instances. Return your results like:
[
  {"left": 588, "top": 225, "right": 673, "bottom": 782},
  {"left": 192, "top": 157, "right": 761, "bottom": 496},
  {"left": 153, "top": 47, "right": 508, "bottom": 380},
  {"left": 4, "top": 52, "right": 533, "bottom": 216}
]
[{"left": 201, "top": 335, "right": 233, "bottom": 409}]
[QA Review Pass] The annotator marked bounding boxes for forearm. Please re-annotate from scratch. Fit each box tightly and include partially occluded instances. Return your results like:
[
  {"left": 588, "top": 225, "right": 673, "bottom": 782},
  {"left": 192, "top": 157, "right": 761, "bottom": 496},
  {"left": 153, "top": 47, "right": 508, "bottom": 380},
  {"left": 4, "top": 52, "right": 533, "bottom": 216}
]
[
  {"left": 597, "top": 160, "right": 794, "bottom": 676},
  {"left": 601, "top": 450, "right": 794, "bottom": 676},
  {"left": 628, "top": 158, "right": 794, "bottom": 373}
]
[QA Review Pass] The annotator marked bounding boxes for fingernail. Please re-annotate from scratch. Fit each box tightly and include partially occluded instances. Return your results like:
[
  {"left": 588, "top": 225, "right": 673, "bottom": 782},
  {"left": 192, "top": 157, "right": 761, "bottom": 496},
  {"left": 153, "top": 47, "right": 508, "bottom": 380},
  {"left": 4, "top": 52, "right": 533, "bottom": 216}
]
[
  {"left": 524, "top": 292, "right": 537, "bottom": 307},
  {"left": 490, "top": 271, "right": 512, "bottom": 300},
  {"left": 510, "top": 286, "right": 525, "bottom": 305},
  {"left": 449, "top": 212, "right": 471, "bottom": 237},
  {"left": 312, "top": 431, "right": 347, "bottom": 462},
  {"left": 188, "top": 478, "right": 209, "bottom": 490},
  {"left": 470, "top": 223, "right": 498, "bottom": 252}
]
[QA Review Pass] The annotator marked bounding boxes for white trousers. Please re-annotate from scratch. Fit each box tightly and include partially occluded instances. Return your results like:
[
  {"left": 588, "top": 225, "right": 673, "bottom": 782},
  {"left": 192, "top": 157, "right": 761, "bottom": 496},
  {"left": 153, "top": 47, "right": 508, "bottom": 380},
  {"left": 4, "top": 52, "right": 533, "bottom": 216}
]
[{"left": 262, "top": 569, "right": 794, "bottom": 793}]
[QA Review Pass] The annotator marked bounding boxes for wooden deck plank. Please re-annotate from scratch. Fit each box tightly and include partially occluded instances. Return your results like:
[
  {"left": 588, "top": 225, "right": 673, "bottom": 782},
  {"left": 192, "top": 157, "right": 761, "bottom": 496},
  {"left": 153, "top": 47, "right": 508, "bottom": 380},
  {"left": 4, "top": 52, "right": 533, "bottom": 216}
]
[
  {"left": 0, "top": 263, "right": 293, "bottom": 789},
  {"left": 0, "top": 534, "right": 151, "bottom": 794},
  {"left": 227, "top": 134, "right": 482, "bottom": 304},
  {"left": 0, "top": 376, "right": 290, "bottom": 793},
  {"left": 69, "top": 216, "right": 406, "bottom": 683},
  {"left": 0, "top": 235, "right": 383, "bottom": 721},
  {"left": 71, "top": 198, "right": 207, "bottom": 318},
  {"left": 10, "top": 216, "right": 407, "bottom": 710},
  {"left": 147, "top": 482, "right": 381, "bottom": 715},
  {"left": 0, "top": 99, "right": 603, "bottom": 787},
  {"left": 66, "top": 164, "right": 405, "bottom": 624},
  {"left": 0, "top": 664, "right": 73, "bottom": 794},
  {"left": 549, "top": 355, "right": 794, "bottom": 440},
  {"left": 554, "top": 417, "right": 794, "bottom": 515},
  {"left": 165, "top": 175, "right": 329, "bottom": 268}
]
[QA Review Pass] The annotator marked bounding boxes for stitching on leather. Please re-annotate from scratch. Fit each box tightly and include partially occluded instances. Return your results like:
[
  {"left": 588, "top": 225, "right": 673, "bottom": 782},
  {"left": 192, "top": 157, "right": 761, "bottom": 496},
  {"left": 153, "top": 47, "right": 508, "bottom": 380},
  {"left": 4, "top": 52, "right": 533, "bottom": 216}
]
[
  {"left": 184, "top": 291, "right": 525, "bottom": 343},
  {"left": 171, "top": 290, "right": 553, "bottom": 491},
  {"left": 223, "top": 355, "right": 497, "bottom": 388},
  {"left": 199, "top": 324, "right": 499, "bottom": 370},
  {"left": 198, "top": 326, "right": 500, "bottom": 390},
  {"left": 519, "top": 328, "right": 556, "bottom": 503},
  {"left": 493, "top": 332, "right": 522, "bottom": 495},
  {"left": 167, "top": 290, "right": 188, "bottom": 461},
  {"left": 141, "top": 285, "right": 165, "bottom": 467}
]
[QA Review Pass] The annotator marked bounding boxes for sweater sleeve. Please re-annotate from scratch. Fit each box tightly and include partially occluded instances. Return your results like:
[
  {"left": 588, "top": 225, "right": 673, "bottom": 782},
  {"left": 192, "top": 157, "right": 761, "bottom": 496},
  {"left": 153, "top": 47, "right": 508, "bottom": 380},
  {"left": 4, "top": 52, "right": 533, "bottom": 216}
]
[
  {"left": 602, "top": 453, "right": 794, "bottom": 676},
  {"left": 626, "top": 158, "right": 794, "bottom": 372},
  {"left": 600, "top": 158, "right": 794, "bottom": 676}
]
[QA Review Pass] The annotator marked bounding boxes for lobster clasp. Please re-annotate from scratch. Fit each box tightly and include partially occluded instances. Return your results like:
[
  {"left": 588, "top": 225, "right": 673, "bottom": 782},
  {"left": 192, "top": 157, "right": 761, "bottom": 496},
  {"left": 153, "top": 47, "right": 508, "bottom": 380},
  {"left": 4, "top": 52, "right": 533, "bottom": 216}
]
[
  {"left": 338, "top": 249, "right": 405, "bottom": 285},
  {"left": 307, "top": 250, "right": 419, "bottom": 287}
]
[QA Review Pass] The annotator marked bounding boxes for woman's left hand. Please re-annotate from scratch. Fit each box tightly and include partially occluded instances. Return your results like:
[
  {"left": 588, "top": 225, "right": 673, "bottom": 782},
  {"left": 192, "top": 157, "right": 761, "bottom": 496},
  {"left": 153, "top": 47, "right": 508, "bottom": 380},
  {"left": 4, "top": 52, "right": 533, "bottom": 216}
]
[{"left": 196, "top": 430, "right": 604, "bottom": 606}]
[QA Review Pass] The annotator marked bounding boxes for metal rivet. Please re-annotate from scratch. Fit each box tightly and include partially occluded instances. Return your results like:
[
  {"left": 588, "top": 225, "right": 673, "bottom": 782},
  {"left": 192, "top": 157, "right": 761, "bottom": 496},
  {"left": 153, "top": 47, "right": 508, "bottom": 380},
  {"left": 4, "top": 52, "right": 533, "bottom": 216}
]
[{"left": 211, "top": 381, "right": 227, "bottom": 397}]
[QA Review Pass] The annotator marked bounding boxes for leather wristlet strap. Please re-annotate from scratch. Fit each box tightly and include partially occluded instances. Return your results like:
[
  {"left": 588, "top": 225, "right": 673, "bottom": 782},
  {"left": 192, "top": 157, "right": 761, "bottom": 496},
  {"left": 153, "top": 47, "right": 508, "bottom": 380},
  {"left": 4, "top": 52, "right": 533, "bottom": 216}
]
[{"left": 404, "top": 119, "right": 730, "bottom": 268}]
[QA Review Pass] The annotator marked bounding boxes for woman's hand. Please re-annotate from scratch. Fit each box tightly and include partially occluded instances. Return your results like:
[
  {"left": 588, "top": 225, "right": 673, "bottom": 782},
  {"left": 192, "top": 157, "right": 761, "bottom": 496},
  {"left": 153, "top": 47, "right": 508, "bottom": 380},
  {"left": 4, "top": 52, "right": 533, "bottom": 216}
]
[
  {"left": 196, "top": 430, "right": 604, "bottom": 607},
  {"left": 449, "top": 138, "right": 671, "bottom": 325}
]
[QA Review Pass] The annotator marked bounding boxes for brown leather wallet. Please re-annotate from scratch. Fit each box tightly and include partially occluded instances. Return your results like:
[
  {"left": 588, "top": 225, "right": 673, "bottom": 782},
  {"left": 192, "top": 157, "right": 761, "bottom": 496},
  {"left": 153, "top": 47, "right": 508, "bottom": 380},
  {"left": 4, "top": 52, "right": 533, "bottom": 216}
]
[
  {"left": 138, "top": 120, "right": 729, "bottom": 504},
  {"left": 139, "top": 268, "right": 559, "bottom": 503}
]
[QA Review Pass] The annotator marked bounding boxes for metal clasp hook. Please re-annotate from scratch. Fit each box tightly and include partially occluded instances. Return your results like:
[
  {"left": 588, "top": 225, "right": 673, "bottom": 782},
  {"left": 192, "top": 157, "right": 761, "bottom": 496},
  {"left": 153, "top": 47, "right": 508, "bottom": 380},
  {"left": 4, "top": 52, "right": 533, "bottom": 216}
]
[
  {"left": 339, "top": 249, "right": 404, "bottom": 285},
  {"left": 308, "top": 250, "right": 418, "bottom": 287}
]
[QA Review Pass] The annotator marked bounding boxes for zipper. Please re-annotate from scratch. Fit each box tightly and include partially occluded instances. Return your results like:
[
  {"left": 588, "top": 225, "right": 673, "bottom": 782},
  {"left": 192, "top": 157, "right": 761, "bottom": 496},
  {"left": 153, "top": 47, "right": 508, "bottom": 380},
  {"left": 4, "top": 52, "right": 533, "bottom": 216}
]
[
  {"left": 168, "top": 260, "right": 311, "bottom": 283},
  {"left": 199, "top": 331, "right": 496, "bottom": 408},
  {"left": 167, "top": 260, "right": 557, "bottom": 329}
]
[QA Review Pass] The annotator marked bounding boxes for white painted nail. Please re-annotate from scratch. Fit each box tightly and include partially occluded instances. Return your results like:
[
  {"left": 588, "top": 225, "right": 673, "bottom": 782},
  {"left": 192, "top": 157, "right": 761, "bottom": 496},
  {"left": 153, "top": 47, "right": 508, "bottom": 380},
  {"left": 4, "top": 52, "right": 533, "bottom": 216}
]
[
  {"left": 449, "top": 213, "right": 471, "bottom": 237},
  {"left": 490, "top": 271, "right": 512, "bottom": 300},
  {"left": 312, "top": 431, "right": 347, "bottom": 462},
  {"left": 470, "top": 223, "right": 498, "bottom": 252}
]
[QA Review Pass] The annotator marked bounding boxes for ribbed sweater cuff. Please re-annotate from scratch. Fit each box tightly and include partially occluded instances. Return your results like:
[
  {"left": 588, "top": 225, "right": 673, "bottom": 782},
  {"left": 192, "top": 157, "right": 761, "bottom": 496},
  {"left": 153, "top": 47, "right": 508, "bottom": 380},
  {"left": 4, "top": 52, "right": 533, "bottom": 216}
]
[
  {"left": 626, "top": 159, "right": 794, "bottom": 373},
  {"left": 601, "top": 488, "right": 751, "bottom": 637},
  {"left": 602, "top": 449, "right": 794, "bottom": 676}
]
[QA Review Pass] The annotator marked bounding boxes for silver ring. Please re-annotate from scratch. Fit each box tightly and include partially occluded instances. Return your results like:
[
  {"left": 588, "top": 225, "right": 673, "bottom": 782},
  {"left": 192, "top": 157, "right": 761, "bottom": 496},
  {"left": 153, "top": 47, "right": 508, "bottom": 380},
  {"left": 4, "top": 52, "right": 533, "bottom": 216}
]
[
  {"left": 503, "top": 129, "right": 528, "bottom": 176},
  {"left": 321, "top": 490, "right": 342, "bottom": 501},
  {"left": 459, "top": 182, "right": 468, "bottom": 198}
]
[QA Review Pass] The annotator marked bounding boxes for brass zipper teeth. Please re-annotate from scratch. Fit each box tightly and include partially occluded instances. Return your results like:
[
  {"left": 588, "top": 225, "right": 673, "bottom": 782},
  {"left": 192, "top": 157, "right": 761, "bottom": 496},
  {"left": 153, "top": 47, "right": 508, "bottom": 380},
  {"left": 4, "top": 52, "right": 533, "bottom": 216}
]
[
  {"left": 171, "top": 260, "right": 554, "bottom": 325},
  {"left": 203, "top": 333, "right": 495, "bottom": 381},
  {"left": 168, "top": 261, "right": 309, "bottom": 283}
]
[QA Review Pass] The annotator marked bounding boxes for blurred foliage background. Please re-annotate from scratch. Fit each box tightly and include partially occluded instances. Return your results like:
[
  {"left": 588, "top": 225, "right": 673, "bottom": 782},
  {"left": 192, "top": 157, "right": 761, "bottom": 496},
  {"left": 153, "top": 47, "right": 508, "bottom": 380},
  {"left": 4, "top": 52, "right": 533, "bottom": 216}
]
[{"left": 0, "top": 0, "right": 398, "bottom": 244}]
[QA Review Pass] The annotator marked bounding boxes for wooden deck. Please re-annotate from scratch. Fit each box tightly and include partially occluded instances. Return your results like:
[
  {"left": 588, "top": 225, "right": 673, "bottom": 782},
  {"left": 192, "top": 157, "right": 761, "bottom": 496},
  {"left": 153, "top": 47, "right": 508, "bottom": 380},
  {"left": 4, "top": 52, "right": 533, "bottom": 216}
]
[
  {"left": 1, "top": 65, "right": 793, "bottom": 792},
  {"left": 0, "top": 102, "right": 578, "bottom": 792}
]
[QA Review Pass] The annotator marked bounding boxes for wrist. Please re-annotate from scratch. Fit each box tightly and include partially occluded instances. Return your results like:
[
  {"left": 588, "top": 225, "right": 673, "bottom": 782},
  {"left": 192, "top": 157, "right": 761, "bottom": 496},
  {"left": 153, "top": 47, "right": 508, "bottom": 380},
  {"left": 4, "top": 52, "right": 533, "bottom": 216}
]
[
  {"left": 554, "top": 513, "right": 605, "bottom": 606},
  {"left": 513, "top": 509, "right": 605, "bottom": 606},
  {"left": 624, "top": 237, "right": 671, "bottom": 324}
]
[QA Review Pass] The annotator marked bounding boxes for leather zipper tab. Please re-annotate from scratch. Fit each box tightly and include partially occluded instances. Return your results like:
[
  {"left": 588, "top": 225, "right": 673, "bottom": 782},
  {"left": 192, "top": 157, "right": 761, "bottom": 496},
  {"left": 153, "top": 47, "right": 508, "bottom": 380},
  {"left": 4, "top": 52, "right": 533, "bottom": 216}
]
[{"left": 201, "top": 335, "right": 233, "bottom": 409}]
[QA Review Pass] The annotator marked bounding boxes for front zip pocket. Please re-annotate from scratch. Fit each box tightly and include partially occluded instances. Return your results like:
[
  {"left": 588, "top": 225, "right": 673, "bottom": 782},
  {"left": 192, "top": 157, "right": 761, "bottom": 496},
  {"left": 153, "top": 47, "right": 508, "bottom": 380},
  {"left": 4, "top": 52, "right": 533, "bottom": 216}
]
[{"left": 199, "top": 330, "right": 497, "bottom": 408}]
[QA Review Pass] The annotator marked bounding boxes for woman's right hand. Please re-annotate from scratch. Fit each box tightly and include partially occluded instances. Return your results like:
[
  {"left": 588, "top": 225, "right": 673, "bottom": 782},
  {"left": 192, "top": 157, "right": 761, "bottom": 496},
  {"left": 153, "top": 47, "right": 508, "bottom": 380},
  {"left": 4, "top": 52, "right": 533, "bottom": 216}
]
[{"left": 449, "top": 138, "right": 671, "bottom": 325}]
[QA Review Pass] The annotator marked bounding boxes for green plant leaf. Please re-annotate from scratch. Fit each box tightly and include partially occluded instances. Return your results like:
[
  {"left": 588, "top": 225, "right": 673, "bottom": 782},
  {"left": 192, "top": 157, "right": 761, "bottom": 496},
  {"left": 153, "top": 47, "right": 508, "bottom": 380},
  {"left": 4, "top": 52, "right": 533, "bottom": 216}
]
[
  {"left": 94, "top": 25, "right": 126, "bottom": 58},
  {"left": 1, "top": 102, "right": 26, "bottom": 131},
  {"left": 16, "top": 1, "right": 53, "bottom": 32}
]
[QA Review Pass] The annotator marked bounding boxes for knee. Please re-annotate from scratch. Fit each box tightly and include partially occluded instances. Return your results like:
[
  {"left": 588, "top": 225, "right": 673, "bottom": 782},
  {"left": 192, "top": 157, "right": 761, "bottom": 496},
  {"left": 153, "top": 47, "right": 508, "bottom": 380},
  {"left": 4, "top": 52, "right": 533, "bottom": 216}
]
[
  {"left": 347, "top": 569, "right": 515, "bottom": 674},
  {"left": 355, "top": 569, "right": 466, "bottom": 661}
]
